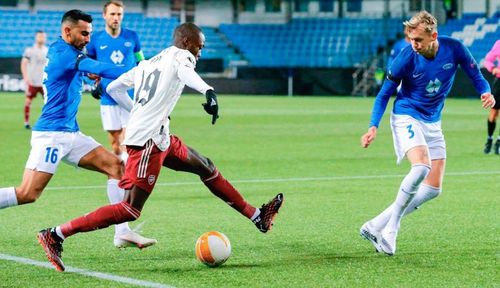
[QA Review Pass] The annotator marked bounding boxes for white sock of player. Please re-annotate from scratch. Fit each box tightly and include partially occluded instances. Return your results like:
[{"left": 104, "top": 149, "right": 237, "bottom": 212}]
[
  {"left": 107, "top": 179, "right": 131, "bottom": 236},
  {"left": 385, "top": 164, "right": 431, "bottom": 232},
  {"left": 369, "top": 184, "right": 441, "bottom": 230},
  {"left": 250, "top": 209, "right": 261, "bottom": 221},
  {"left": 369, "top": 203, "right": 393, "bottom": 231},
  {"left": 0, "top": 187, "right": 17, "bottom": 209},
  {"left": 404, "top": 184, "right": 441, "bottom": 215}
]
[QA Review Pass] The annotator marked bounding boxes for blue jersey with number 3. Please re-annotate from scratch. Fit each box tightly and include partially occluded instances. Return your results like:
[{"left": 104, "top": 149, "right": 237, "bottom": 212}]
[
  {"left": 369, "top": 36, "right": 490, "bottom": 127},
  {"left": 86, "top": 29, "right": 141, "bottom": 105},
  {"left": 33, "top": 38, "right": 128, "bottom": 132}
]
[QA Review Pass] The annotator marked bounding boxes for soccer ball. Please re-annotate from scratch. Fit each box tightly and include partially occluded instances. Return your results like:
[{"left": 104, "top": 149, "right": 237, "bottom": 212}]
[{"left": 195, "top": 231, "right": 231, "bottom": 267}]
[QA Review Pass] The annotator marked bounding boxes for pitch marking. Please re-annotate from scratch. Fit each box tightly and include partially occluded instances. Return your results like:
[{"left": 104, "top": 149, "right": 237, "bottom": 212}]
[
  {"left": 0, "top": 253, "right": 174, "bottom": 288},
  {"left": 44, "top": 170, "right": 500, "bottom": 191}
]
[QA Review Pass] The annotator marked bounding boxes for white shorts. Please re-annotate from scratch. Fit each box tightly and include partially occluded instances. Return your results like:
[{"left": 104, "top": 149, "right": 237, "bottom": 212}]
[
  {"left": 26, "top": 131, "right": 101, "bottom": 174},
  {"left": 100, "top": 105, "right": 130, "bottom": 131},
  {"left": 391, "top": 113, "right": 446, "bottom": 164}
]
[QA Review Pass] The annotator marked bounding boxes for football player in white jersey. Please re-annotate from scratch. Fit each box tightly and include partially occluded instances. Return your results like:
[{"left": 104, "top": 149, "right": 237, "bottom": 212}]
[
  {"left": 20, "top": 31, "right": 48, "bottom": 129},
  {"left": 38, "top": 23, "right": 284, "bottom": 272}
]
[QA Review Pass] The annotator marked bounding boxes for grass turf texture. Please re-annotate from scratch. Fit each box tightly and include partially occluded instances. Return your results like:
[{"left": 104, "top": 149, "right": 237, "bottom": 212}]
[{"left": 0, "top": 92, "right": 497, "bottom": 287}]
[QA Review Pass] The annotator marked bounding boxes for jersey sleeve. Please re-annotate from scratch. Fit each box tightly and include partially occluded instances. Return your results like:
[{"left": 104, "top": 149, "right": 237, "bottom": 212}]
[
  {"left": 368, "top": 78, "right": 399, "bottom": 128},
  {"left": 387, "top": 47, "right": 410, "bottom": 81},
  {"left": 116, "top": 66, "right": 136, "bottom": 87},
  {"left": 76, "top": 54, "right": 129, "bottom": 79},
  {"left": 176, "top": 50, "right": 196, "bottom": 70},
  {"left": 132, "top": 31, "right": 145, "bottom": 62},
  {"left": 455, "top": 40, "right": 491, "bottom": 95},
  {"left": 22, "top": 47, "right": 31, "bottom": 59}
]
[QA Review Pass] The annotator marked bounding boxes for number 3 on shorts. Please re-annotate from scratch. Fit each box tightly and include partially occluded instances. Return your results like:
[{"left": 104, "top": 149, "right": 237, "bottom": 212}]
[
  {"left": 406, "top": 124, "right": 415, "bottom": 139},
  {"left": 44, "top": 147, "right": 59, "bottom": 164}
]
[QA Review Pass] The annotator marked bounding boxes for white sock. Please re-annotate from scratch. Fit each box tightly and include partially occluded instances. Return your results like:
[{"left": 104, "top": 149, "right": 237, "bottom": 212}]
[
  {"left": 370, "top": 183, "right": 442, "bottom": 230},
  {"left": 0, "top": 187, "right": 18, "bottom": 209},
  {"left": 370, "top": 203, "right": 393, "bottom": 231},
  {"left": 385, "top": 164, "right": 430, "bottom": 232},
  {"left": 55, "top": 226, "right": 66, "bottom": 240},
  {"left": 404, "top": 184, "right": 441, "bottom": 215},
  {"left": 250, "top": 208, "right": 261, "bottom": 221},
  {"left": 107, "top": 179, "right": 131, "bottom": 236}
]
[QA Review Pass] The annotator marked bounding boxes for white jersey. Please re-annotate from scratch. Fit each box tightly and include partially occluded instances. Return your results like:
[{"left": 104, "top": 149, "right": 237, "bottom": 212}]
[
  {"left": 117, "top": 46, "right": 212, "bottom": 151},
  {"left": 23, "top": 45, "right": 48, "bottom": 86}
]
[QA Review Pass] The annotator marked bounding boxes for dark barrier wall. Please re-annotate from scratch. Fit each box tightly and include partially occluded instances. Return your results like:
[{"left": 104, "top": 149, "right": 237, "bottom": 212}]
[{"left": 0, "top": 57, "right": 495, "bottom": 97}]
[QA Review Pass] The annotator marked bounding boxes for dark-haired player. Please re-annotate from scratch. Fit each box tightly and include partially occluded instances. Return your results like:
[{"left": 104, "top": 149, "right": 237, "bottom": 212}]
[
  {"left": 37, "top": 22, "right": 284, "bottom": 272},
  {"left": 0, "top": 9, "right": 156, "bottom": 250}
]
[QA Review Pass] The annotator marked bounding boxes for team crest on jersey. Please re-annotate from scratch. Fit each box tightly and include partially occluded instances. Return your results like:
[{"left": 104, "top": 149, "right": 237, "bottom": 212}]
[
  {"left": 124, "top": 41, "right": 132, "bottom": 47},
  {"left": 148, "top": 175, "right": 156, "bottom": 185},
  {"left": 442, "top": 63, "right": 453, "bottom": 70},
  {"left": 426, "top": 78, "right": 441, "bottom": 94},
  {"left": 110, "top": 50, "right": 124, "bottom": 64}
]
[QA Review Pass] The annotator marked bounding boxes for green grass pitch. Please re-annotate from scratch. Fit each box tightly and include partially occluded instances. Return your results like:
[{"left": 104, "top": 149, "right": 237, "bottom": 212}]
[{"left": 0, "top": 92, "right": 497, "bottom": 287}]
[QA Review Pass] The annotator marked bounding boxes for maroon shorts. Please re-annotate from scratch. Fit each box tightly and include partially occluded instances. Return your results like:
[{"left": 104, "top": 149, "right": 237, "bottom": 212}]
[
  {"left": 26, "top": 85, "right": 44, "bottom": 98},
  {"left": 119, "top": 135, "right": 189, "bottom": 193}
]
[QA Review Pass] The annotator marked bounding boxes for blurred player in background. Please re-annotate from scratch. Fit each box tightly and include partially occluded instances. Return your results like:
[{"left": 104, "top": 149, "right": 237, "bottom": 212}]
[
  {"left": 86, "top": 0, "right": 144, "bottom": 163},
  {"left": 360, "top": 11, "right": 494, "bottom": 256},
  {"left": 85, "top": 0, "right": 146, "bottom": 247},
  {"left": 387, "top": 32, "right": 410, "bottom": 70},
  {"left": 20, "top": 30, "right": 48, "bottom": 129},
  {"left": 37, "top": 23, "right": 284, "bottom": 272},
  {"left": 0, "top": 9, "right": 156, "bottom": 250},
  {"left": 482, "top": 40, "right": 500, "bottom": 154}
]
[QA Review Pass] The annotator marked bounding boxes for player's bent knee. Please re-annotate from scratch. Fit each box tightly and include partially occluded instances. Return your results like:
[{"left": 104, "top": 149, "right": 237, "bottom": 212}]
[
  {"left": 108, "top": 157, "right": 124, "bottom": 179},
  {"left": 15, "top": 187, "right": 39, "bottom": 204},
  {"left": 403, "top": 164, "right": 431, "bottom": 192}
]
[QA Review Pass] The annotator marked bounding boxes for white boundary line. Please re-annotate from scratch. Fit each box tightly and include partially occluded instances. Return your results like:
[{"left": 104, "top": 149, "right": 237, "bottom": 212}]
[
  {"left": 0, "top": 253, "right": 174, "bottom": 288},
  {"left": 44, "top": 170, "right": 500, "bottom": 191}
]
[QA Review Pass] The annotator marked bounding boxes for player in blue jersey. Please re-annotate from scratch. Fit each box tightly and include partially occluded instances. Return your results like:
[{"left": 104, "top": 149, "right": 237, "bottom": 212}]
[
  {"left": 0, "top": 9, "right": 156, "bottom": 249},
  {"left": 86, "top": 1, "right": 144, "bottom": 165},
  {"left": 85, "top": 0, "right": 146, "bottom": 247},
  {"left": 359, "top": 11, "right": 495, "bottom": 256}
]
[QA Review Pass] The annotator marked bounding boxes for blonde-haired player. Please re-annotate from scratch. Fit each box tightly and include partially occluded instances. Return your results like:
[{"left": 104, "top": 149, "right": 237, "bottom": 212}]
[{"left": 360, "top": 11, "right": 495, "bottom": 255}]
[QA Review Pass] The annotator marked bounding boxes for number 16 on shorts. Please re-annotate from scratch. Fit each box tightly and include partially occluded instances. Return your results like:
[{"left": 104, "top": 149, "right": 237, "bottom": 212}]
[{"left": 44, "top": 147, "right": 59, "bottom": 164}]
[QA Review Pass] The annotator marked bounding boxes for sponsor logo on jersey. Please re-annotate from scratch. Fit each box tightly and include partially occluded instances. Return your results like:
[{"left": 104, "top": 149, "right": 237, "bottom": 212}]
[
  {"left": 110, "top": 50, "right": 124, "bottom": 64},
  {"left": 124, "top": 41, "right": 132, "bottom": 47},
  {"left": 425, "top": 78, "right": 441, "bottom": 94},
  {"left": 100, "top": 45, "right": 108, "bottom": 50},
  {"left": 412, "top": 72, "right": 424, "bottom": 78},
  {"left": 442, "top": 63, "right": 453, "bottom": 70}
]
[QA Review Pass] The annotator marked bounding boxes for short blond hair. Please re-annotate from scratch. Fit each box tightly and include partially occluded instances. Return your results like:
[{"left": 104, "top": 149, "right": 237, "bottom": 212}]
[
  {"left": 103, "top": 0, "right": 124, "bottom": 13},
  {"left": 403, "top": 10, "right": 437, "bottom": 34}
]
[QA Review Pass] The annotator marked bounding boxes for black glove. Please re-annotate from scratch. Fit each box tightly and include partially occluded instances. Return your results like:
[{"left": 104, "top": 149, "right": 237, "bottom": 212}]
[
  {"left": 202, "top": 89, "right": 219, "bottom": 125},
  {"left": 90, "top": 82, "right": 103, "bottom": 100}
]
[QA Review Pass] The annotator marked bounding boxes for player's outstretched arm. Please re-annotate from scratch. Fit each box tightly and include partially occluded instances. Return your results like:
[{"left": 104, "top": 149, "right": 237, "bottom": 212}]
[
  {"left": 481, "top": 92, "right": 496, "bottom": 109},
  {"left": 76, "top": 54, "right": 128, "bottom": 79},
  {"left": 361, "top": 126, "right": 377, "bottom": 148},
  {"left": 177, "top": 64, "right": 218, "bottom": 124}
]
